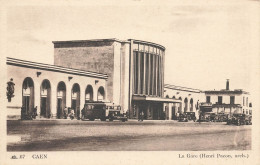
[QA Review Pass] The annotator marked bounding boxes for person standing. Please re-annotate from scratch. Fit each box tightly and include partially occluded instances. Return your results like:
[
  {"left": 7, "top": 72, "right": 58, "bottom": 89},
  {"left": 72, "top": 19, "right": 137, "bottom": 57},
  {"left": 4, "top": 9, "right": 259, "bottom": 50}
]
[
  {"left": 81, "top": 107, "right": 85, "bottom": 120},
  {"left": 21, "top": 106, "right": 25, "bottom": 120},
  {"left": 77, "top": 107, "right": 80, "bottom": 120},
  {"left": 33, "top": 106, "right": 38, "bottom": 119},
  {"left": 64, "top": 107, "right": 68, "bottom": 119},
  {"left": 141, "top": 111, "right": 144, "bottom": 121}
]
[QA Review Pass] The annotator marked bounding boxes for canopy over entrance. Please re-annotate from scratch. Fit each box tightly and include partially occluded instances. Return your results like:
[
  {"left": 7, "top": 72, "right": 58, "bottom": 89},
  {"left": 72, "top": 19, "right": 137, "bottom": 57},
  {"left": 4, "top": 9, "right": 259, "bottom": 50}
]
[{"left": 132, "top": 95, "right": 181, "bottom": 103}]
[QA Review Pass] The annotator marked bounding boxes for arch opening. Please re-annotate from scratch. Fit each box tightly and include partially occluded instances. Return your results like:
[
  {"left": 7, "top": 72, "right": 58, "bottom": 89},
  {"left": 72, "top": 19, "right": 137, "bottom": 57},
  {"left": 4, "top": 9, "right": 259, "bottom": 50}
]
[
  {"left": 40, "top": 79, "right": 51, "bottom": 118},
  {"left": 178, "top": 97, "right": 182, "bottom": 113},
  {"left": 71, "top": 83, "right": 80, "bottom": 117},
  {"left": 190, "top": 98, "right": 193, "bottom": 112},
  {"left": 85, "top": 85, "right": 94, "bottom": 103},
  {"left": 22, "top": 77, "right": 35, "bottom": 115},
  {"left": 57, "top": 81, "right": 66, "bottom": 119},
  {"left": 97, "top": 86, "right": 105, "bottom": 101},
  {"left": 184, "top": 98, "right": 188, "bottom": 112}
]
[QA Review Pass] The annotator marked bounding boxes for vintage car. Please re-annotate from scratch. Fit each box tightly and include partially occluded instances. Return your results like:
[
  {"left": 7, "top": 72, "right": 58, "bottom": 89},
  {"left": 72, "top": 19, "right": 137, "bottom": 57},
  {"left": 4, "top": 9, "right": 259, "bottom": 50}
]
[
  {"left": 227, "top": 113, "right": 252, "bottom": 126},
  {"left": 107, "top": 106, "right": 128, "bottom": 122},
  {"left": 214, "top": 113, "right": 229, "bottom": 122},
  {"left": 81, "top": 102, "right": 106, "bottom": 121},
  {"left": 184, "top": 112, "right": 196, "bottom": 122},
  {"left": 198, "top": 112, "right": 216, "bottom": 122},
  {"left": 178, "top": 113, "right": 188, "bottom": 122}
]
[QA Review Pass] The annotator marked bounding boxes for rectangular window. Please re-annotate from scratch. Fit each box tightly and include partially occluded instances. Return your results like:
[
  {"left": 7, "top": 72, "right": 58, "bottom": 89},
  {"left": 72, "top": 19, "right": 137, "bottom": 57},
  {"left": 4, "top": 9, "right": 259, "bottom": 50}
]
[
  {"left": 218, "top": 96, "right": 222, "bottom": 104},
  {"left": 243, "top": 97, "right": 245, "bottom": 106},
  {"left": 206, "top": 96, "right": 211, "bottom": 103},
  {"left": 140, "top": 52, "right": 144, "bottom": 94},
  {"left": 230, "top": 96, "right": 235, "bottom": 104},
  {"left": 145, "top": 53, "right": 149, "bottom": 95},
  {"left": 134, "top": 51, "right": 138, "bottom": 94}
]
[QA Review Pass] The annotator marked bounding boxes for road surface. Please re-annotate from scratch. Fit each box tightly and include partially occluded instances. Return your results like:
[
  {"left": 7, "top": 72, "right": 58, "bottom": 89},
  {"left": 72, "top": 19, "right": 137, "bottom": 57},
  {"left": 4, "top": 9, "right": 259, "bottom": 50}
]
[{"left": 7, "top": 120, "right": 251, "bottom": 151}]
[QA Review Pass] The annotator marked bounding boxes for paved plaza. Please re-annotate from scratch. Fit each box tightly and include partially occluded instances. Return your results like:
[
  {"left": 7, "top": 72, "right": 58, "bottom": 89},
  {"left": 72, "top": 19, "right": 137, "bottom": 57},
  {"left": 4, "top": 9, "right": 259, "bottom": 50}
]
[{"left": 7, "top": 120, "right": 251, "bottom": 151}]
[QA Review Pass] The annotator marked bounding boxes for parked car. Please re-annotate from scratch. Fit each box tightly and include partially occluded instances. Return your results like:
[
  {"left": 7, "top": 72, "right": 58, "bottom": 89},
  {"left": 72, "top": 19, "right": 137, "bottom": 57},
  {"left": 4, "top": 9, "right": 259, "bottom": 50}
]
[
  {"left": 198, "top": 112, "right": 216, "bottom": 122},
  {"left": 214, "top": 113, "right": 229, "bottom": 122},
  {"left": 81, "top": 102, "right": 106, "bottom": 121},
  {"left": 107, "top": 109, "right": 128, "bottom": 122},
  {"left": 178, "top": 113, "right": 188, "bottom": 122},
  {"left": 184, "top": 112, "right": 196, "bottom": 122},
  {"left": 227, "top": 113, "right": 252, "bottom": 126}
]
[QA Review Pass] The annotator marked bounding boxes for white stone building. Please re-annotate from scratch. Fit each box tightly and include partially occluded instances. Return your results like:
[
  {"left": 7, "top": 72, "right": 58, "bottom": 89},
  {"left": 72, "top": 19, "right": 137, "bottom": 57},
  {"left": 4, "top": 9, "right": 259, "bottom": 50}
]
[{"left": 6, "top": 57, "right": 108, "bottom": 119}]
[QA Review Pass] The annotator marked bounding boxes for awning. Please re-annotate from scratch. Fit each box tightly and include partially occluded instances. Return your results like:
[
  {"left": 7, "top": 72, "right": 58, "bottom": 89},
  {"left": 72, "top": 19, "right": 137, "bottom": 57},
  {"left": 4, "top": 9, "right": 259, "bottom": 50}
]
[
  {"left": 132, "top": 95, "right": 181, "bottom": 103},
  {"left": 212, "top": 104, "right": 242, "bottom": 108}
]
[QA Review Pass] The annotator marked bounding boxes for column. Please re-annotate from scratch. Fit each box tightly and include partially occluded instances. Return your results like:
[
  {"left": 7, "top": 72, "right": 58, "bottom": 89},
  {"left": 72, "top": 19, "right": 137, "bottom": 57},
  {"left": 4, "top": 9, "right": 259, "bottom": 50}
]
[
  {"left": 129, "top": 40, "right": 134, "bottom": 118},
  {"left": 51, "top": 86, "right": 57, "bottom": 117},
  {"left": 161, "top": 51, "right": 165, "bottom": 98},
  {"left": 147, "top": 53, "right": 150, "bottom": 95},
  {"left": 168, "top": 103, "right": 172, "bottom": 120},
  {"left": 151, "top": 54, "right": 155, "bottom": 96},
  {"left": 155, "top": 54, "right": 158, "bottom": 96},
  {"left": 158, "top": 55, "right": 160, "bottom": 97},
  {"left": 158, "top": 55, "right": 161, "bottom": 97},
  {"left": 143, "top": 52, "right": 146, "bottom": 94},
  {"left": 138, "top": 52, "right": 141, "bottom": 94}
]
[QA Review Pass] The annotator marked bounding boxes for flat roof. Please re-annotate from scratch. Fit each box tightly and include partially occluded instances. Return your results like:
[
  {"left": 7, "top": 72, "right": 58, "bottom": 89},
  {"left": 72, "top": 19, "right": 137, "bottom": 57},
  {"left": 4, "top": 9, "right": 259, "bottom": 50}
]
[
  {"left": 7, "top": 57, "right": 108, "bottom": 79},
  {"left": 129, "top": 39, "right": 165, "bottom": 50},
  {"left": 164, "top": 84, "right": 202, "bottom": 93},
  {"left": 132, "top": 95, "right": 182, "bottom": 103},
  {"left": 205, "top": 90, "right": 249, "bottom": 95},
  {"left": 52, "top": 38, "right": 165, "bottom": 50},
  {"left": 52, "top": 38, "right": 130, "bottom": 44}
]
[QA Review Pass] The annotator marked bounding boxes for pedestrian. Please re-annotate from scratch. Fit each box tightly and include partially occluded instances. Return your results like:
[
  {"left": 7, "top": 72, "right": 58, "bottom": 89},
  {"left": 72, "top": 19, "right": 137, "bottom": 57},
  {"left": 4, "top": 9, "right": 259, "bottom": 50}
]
[
  {"left": 81, "top": 107, "right": 85, "bottom": 120},
  {"left": 176, "top": 112, "right": 179, "bottom": 120},
  {"left": 21, "top": 106, "right": 25, "bottom": 120},
  {"left": 141, "top": 111, "right": 144, "bottom": 121},
  {"left": 77, "top": 107, "right": 80, "bottom": 120},
  {"left": 64, "top": 107, "right": 68, "bottom": 119},
  {"left": 69, "top": 109, "right": 75, "bottom": 120},
  {"left": 138, "top": 111, "right": 141, "bottom": 121},
  {"left": 33, "top": 106, "right": 38, "bottom": 119}
]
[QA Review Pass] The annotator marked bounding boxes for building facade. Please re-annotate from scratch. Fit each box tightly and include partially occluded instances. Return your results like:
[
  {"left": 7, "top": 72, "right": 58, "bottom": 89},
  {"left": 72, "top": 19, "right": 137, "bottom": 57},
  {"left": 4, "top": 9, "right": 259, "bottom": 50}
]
[
  {"left": 200, "top": 80, "right": 252, "bottom": 116},
  {"left": 53, "top": 39, "right": 181, "bottom": 120},
  {"left": 164, "top": 84, "right": 204, "bottom": 119},
  {"left": 6, "top": 57, "right": 108, "bottom": 119}
]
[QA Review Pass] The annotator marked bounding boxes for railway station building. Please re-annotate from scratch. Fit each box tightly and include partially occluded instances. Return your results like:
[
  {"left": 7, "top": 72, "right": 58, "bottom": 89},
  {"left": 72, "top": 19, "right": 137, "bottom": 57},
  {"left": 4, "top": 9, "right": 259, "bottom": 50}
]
[
  {"left": 163, "top": 84, "right": 204, "bottom": 120},
  {"left": 8, "top": 38, "right": 248, "bottom": 120},
  {"left": 6, "top": 57, "right": 108, "bottom": 119},
  {"left": 53, "top": 39, "right": 182, "bottom": 120}
]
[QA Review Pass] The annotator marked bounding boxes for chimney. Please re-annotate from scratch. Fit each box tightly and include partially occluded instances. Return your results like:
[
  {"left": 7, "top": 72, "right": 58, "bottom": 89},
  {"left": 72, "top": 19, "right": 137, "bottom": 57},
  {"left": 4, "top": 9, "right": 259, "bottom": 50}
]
[{"left": 226, "top": 79, "right": 229, "bottom": 90}]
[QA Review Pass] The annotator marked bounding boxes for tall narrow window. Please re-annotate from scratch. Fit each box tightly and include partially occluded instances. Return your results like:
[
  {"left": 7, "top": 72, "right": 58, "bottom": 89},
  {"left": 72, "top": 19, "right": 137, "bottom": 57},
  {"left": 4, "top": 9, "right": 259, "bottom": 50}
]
[
  {"left": 218, "top": 96, "right": 222, "bottom": 104},
  {"left": 206, "top": 96, "right": 211, "bottom": 103},
  {"left": 230, "top": 96, "right": 235, "bottom": 104}
]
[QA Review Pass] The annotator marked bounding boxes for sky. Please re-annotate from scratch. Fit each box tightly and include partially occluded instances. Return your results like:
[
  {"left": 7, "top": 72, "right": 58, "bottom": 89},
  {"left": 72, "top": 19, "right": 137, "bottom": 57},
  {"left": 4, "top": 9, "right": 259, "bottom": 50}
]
[{"left": 2, "top": 0, "right": 259, "bottom": 92}]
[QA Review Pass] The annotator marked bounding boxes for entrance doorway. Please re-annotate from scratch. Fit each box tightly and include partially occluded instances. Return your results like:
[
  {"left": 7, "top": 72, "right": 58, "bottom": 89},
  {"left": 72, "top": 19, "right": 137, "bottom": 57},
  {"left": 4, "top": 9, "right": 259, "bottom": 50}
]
[
  {"left": 184, "top": 98, "right": 188, "bottom": 112},
  {"left": 172, "top": 105, "right": 176, "bottom": 120},
  {"left": 71, "top": 83, "right": 80, "bottom": 117},
  {"left": 40, "top": 79, "right": 51, "bottom": 118},
  {"left": 57, "top": 81, "right": 66, "bottom": 119},
  {"left": 22, "top": 77, "right": 34, "bottom": 115}
]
